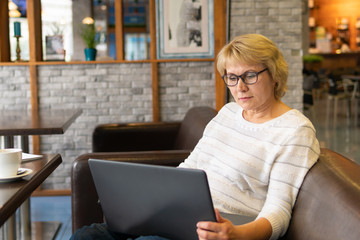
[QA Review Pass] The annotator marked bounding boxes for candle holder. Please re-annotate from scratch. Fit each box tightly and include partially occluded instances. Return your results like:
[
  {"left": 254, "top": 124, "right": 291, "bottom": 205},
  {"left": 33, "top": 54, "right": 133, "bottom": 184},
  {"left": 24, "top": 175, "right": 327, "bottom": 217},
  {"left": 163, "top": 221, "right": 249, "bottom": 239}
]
[{"left": 15, "top": 36, "right": 21, "bottom": 61}]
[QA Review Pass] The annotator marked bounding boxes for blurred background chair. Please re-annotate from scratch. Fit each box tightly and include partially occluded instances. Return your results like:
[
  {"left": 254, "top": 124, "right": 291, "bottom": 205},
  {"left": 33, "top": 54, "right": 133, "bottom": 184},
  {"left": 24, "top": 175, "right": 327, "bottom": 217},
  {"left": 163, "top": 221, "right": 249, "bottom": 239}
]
[{"left": 326, "top": 74, "right": 357, "bottom": 125}]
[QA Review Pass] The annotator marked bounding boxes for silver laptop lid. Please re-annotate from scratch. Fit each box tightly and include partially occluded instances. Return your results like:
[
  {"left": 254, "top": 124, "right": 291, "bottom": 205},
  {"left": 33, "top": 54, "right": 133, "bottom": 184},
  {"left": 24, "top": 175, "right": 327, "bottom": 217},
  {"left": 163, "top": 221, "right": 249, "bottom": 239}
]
[{"left": 89, "top": 159, "right": 216, "bottom": 240}]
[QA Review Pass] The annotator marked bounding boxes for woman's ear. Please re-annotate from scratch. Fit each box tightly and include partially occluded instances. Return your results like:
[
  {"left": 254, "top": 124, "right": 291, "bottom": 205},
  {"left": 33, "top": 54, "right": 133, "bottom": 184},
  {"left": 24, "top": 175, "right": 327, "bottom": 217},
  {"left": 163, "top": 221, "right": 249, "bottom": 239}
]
[{"left": 273, "top": 80, "right": 278, "bottom": 88}]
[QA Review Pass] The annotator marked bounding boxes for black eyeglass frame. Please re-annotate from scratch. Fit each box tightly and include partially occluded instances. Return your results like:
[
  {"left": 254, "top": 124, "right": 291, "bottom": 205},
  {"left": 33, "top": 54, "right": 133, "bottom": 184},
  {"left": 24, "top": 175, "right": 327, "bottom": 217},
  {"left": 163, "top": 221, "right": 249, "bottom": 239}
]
[{"left": 222, "top": 68, "right": 268, "bottom": 86}]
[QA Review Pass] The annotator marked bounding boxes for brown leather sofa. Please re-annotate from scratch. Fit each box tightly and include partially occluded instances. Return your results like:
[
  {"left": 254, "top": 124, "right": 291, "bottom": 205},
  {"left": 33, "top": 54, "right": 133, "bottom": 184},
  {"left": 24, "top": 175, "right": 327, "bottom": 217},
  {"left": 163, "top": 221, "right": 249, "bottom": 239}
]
[
  {"left": 71, "top": 107, "right": 360, "bottom": 239},
  {"left": 92, "top": 106, "right": 217, "bottom": 152},
  {"left": 72, "top": 106, "right": 217, "bottom": 231}
]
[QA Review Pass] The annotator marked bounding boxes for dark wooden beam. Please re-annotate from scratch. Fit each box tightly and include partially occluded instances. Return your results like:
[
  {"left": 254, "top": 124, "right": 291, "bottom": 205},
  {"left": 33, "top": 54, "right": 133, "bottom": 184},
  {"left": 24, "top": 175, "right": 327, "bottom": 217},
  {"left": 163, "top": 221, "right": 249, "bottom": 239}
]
[
  {"left": 27, "top": 0, "right": 43, "bottom": 62},
  {"left": 214, "top": 0, "right": 228, "bottom": 111},
  {"left": 0, "top": 0, "right": 10, "bottom": 62},
  {"left": 115, "top": 0, "right": 124, "bottom": 60},
  {"left": 27, "top": 0, "right": 42, "bottom": 153},
  {"left": 150, "top": 0, "right": 159, "bottom": 122}
]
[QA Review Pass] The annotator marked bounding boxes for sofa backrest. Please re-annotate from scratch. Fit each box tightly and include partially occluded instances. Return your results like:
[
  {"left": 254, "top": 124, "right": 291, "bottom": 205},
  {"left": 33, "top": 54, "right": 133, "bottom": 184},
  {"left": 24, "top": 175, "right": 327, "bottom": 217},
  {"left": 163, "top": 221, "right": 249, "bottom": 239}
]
[
  {"left": 280, "top": 148, "right": 360, "bottom": 240},
  {"left": 92, "top": 106, "right": 217, "bottom": 152},
  {"left": 92, "top": 122, "right": 181, "bottom": 152},
  {"left": 173, "top": 106, "right": 217, "bottom": 150}
]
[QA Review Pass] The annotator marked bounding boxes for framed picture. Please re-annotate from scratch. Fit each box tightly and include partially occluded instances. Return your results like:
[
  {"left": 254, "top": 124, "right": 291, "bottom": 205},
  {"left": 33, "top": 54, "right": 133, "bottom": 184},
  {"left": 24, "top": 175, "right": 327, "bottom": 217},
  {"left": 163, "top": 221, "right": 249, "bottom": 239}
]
[
  {"left": 156, "top": 0, "right": 214, "bottom": 59},
  {"left": 45, "top": 35, "right": 65, "bottom": 61}
]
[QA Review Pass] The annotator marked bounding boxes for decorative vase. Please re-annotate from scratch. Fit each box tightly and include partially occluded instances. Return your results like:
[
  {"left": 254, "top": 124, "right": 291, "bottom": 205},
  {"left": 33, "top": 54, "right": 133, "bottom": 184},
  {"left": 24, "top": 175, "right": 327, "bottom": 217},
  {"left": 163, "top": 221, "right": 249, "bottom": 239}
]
[{"left": 84, "top": 48, "right": 97, "bottom": 61}]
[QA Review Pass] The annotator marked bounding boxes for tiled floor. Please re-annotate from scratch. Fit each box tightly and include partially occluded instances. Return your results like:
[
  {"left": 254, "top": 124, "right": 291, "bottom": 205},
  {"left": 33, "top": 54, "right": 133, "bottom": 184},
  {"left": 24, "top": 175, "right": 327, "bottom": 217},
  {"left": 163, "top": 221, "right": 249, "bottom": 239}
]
[
  {"left": 30, "top": 96, "right": 360, "bottom": 240},
  {"left": 31, "top": 196, "right": 72, "bottom": 240},
  {"left": 304, "top": 97, "right": 360, "bottom": 165}
]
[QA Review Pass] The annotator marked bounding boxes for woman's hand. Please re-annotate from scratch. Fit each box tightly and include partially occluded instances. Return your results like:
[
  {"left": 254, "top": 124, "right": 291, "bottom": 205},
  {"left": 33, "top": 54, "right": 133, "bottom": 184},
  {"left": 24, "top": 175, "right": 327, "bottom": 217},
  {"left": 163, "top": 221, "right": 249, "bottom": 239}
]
[
  {"left": 196, "top": 209, "right": 272, "bottom": 240},
  {"left": 197, "top": 209, "right": 236, "bottom": 240}
]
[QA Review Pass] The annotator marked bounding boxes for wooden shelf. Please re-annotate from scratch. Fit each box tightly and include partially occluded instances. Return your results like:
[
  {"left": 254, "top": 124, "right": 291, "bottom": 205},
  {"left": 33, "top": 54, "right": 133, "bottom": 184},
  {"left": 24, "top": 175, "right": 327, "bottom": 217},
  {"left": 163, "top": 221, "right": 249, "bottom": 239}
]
[{"left": 0, "top": 57, "right": 215, "bottom": 66}]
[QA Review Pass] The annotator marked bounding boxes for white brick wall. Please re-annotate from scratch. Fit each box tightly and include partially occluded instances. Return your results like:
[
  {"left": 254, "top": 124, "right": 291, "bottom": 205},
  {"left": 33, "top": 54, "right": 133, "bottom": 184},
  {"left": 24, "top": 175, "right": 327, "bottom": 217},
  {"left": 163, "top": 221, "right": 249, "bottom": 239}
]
[
  {"left": 0, "top": 0, "right": 304, "bottom": 189},
  {"left": 229, "top": 0, "right": 304, "bottom": 110},
  {"left": 159, "top": 62, "right": 215, "bottom": 121},
  {"left": 0, "top": 66, "right": 31, "bottom": 110},
  {"left": 35, "top": 61, "right": 215, "bottom": 189}
]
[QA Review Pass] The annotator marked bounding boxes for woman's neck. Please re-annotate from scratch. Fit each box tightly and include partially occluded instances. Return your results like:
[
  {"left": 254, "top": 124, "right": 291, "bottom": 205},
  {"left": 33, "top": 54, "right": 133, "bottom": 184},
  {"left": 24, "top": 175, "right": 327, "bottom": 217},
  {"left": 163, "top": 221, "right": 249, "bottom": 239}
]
[{"left": 242, "top": 101, "right": 291, "bottom": 123}]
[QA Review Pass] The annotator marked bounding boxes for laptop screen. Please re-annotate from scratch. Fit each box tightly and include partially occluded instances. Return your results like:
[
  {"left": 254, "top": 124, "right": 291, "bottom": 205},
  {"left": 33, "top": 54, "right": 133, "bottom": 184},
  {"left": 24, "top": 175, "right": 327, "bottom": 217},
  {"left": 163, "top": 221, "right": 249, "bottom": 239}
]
[{"left": 89, "top": 159, "right": 216, "bottom": 240}]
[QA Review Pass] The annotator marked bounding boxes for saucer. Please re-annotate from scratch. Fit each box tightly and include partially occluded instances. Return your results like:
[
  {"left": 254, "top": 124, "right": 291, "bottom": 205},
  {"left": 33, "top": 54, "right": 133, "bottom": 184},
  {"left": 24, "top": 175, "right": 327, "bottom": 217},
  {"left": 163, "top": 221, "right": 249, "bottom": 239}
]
[{"left": 0, "top": 168, "right": 33, "bottom": 182}]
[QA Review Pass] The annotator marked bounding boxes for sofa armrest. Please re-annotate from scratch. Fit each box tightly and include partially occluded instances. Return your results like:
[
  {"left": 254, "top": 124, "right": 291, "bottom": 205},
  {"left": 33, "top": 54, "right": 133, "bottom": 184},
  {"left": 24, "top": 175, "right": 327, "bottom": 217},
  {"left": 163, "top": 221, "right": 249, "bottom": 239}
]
[
  {"left": 280, "top": 148, "right": 360, "bottom": 240},
  {"left": 71, "top": 150, "right": 190, "bottom": 232},
  {"left": 92, "top": 122, "right": 181, "bottom": 152}
]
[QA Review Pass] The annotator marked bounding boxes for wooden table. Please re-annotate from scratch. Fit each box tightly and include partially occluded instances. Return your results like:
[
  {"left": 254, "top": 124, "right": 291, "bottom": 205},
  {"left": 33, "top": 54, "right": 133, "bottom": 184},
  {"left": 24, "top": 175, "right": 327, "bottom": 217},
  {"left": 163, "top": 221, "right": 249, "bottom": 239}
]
[
  {"left": 342, "top": 75, "right": 360, "bottom": 81},
  {"left": 0, "top": 155, "right": 62, "bottom": 239},
  {"left": 0, "top": 109, "right": 82, "bottom": 239},
  {"left": 0, "top": 109, "right": 82, "bottom": 152}
]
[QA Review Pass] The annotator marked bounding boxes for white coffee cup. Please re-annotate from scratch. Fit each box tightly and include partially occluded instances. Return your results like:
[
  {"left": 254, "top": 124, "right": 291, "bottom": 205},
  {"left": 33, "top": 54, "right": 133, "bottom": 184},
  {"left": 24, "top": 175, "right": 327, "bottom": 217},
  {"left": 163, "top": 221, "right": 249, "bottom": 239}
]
[{"left": 0, "top": 148, "right": 22, "bottom": 178}]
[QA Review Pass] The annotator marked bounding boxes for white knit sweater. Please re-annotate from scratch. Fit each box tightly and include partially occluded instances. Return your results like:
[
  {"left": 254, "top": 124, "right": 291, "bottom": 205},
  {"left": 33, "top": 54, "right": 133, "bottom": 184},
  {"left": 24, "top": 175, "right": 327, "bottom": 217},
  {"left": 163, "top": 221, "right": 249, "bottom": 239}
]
[{"left": 179, "top": 102, "right": 320, "bottom": 239}]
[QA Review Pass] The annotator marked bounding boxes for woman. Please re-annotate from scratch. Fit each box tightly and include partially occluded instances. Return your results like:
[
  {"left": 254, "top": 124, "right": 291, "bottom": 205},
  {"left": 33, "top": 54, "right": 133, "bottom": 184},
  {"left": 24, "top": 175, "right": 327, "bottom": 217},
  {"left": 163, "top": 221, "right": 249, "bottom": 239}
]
[
  {"left": 71, "top": 34, "right": 320, "bottom": 240},
  {"left": 182, "top": 33, "right": 320, "bottom": 239}
]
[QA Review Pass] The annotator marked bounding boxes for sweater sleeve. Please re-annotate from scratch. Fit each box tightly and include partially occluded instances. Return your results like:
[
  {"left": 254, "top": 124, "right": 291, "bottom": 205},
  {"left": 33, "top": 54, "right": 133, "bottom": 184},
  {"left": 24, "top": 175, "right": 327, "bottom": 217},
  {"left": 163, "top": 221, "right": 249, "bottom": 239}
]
[
  {"left": 256, "top": 123, "right": 320, "bottom": 240},
  {"left": 178, "top": 146, "right": 199, "bottom": 169},
  {"left": 178, "top": 129, "right": 207, "bottom": 169},
  {"left": 178, "top": 108, "right": 220, "bottom": 169}
]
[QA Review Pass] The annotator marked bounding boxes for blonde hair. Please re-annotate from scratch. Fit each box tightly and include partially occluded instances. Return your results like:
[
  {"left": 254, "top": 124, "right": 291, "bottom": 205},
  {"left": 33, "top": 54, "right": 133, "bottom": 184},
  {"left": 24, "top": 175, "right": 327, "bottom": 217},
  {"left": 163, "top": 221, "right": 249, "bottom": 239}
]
[{"left": 217, "top": 34, "right": 288, "bottom": 100}]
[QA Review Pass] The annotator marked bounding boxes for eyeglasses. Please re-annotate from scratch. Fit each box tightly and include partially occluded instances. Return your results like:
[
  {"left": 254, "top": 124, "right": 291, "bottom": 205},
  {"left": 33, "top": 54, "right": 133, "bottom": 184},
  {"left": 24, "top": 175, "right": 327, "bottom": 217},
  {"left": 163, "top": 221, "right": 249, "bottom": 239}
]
[{"left": 222, "top": 68, "right": 268, "bottom": 86}]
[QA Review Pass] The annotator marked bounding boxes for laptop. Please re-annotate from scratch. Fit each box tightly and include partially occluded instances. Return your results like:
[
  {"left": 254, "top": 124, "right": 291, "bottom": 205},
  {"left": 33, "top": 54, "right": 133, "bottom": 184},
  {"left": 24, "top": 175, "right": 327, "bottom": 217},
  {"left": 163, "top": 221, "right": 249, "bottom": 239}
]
[{"left": 89, "top": 159, "right": 254, "bottom": 240}]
